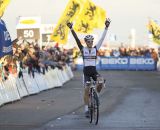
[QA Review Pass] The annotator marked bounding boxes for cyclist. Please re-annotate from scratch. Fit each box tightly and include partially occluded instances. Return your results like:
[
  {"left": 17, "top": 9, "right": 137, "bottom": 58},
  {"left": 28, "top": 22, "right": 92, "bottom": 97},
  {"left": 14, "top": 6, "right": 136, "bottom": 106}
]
[{"left": 67, "top": 18, "right": 111, "bottom": 118}]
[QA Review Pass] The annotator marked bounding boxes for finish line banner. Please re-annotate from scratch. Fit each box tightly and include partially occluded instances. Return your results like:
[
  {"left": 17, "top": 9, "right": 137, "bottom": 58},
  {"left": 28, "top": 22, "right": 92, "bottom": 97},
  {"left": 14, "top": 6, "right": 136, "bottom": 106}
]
[{"left": 76, "top": 56, "right": 156, "bottom": 70}]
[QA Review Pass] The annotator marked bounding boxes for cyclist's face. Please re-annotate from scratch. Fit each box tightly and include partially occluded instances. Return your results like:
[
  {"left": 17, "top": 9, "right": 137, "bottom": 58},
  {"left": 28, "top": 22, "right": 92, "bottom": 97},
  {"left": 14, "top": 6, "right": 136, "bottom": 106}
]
[{"left": 86, "top": 41, "right": 93, "bottom": 48}]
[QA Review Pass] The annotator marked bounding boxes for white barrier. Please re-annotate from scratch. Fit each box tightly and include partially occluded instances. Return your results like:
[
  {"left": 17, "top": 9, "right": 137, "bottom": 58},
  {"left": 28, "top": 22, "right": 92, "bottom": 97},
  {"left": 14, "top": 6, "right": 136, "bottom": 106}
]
[
  {"left": 62, "top": 66, "right": 70, "bottom": 82},
  {"left": 34, "top": 73, "right": 48, "bottom": 91},
  {"left": 1, "top": 75, "right": 20, "bottom": 103},
  {"left": 48, "top": 68, "right": 58, "bottom": 88},
  {"left": 49, "top": 68, "right": 62, "bottom": 87},
  {"left": 157, "top": 60, "right": 160, "bottom": 71},
  {"left": 66, "top": 65, "right": 74, "bottom": 79},
  {"left": 23, "top": 72, "right": 40, "bottom": 95},
  {"left": 0, "top": 82, "right": 5, "bottom": 106},
  {"left": 43, "top": 70, "right": 50, "bottom": 89},
  {"left": 0, "top": 81, "right": 10, "bottom": 104},
  {"left": 0, "top": 91, "right": 3, "bottom": 106},
  {"left": 0, "top": 66, "right": 74, "bottom": 107},
  {"left": 8, "top": 75, "right": 21, "bottom": 101},
  {"left": 43, "top": 69, "right": 55, "bottom": 89},
  {"left": 16, "top": 77, "right": 29, "bottom": 98},
  {"left": 54, "top": 68, "right": 65, "bottom": 85}
]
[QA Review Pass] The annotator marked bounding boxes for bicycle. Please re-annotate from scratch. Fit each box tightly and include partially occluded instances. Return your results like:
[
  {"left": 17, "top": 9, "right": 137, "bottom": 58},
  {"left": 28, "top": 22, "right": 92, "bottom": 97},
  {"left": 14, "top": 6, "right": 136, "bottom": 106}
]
[{"left": 88, "top": 77, "right": 105, "bottom": 125}]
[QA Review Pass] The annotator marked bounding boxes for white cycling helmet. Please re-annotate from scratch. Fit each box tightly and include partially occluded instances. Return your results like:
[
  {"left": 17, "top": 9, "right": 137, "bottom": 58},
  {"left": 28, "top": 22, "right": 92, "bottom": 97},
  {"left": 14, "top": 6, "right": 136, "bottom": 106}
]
[{"left": 84, "top": 35, "right": 94, "bottom": 43}]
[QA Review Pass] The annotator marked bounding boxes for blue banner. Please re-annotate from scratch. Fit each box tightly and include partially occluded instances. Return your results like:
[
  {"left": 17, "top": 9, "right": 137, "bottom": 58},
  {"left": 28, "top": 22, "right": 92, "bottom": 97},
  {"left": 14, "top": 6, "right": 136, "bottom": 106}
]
[
  {"left": 0, "top": 19, "right": 12, "bottom": 58},
  {"left": 76, "top": 56, "right": 156, "bottom": 70},
  {"left": 100, "top": 56, "right": 155, "bottom": 70}
]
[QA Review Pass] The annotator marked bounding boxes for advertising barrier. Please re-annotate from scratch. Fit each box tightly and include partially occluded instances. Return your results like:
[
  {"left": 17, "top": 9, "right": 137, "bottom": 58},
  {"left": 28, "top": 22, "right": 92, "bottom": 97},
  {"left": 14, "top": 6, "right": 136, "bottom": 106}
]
[
  {"left": 0, "top": 82, "right": 6, "bottom": 106},
  {"left": 157, "top": 59, "right": 160, "bottom": 71},
  {"left": 34, "top": 73, "right": 48, "bottom": 91},
  {"left": 16, "top": 77, "right": 29, "bottom": 98},
  {"left": 76, "top": 56, "right": 156, "bottom": 71},
  {"left": 23, "top": 72, "right": 40, "bottom": 95},
  {"left": 0, "top": 90, "right": 3, "bottom": 106},
  {"left": 0, "top": 81, "right": 10, "bottom": 104}
]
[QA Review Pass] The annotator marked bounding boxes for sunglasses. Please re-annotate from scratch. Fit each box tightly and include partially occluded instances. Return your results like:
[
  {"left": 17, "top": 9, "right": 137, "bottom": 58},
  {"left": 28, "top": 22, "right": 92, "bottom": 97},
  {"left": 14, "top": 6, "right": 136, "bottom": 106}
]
[{"left": 86, "top": 41, "right": 93, "bottom": 44}]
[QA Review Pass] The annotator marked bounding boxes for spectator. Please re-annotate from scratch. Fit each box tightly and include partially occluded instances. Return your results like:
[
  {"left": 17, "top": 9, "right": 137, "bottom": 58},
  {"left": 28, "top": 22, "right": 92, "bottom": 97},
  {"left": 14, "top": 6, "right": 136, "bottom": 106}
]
[
  {"left": 112, "top": 49, "right": 120, "bottom": 57},
  {"left": 151, "top": 48, "right": 159, "bottom": 70}
]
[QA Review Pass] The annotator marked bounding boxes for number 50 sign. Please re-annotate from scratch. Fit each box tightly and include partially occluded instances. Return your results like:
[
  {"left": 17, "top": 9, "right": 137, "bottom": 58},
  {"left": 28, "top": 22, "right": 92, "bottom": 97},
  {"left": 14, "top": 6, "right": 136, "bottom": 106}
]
[{"left": 17, "top": 28, "right": 40, "bottom": 39}]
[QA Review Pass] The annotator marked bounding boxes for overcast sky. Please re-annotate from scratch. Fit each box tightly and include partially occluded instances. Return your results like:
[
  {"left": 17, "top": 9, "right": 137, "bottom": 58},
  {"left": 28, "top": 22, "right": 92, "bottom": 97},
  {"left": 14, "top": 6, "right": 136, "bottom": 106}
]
[{"left": 2, "top": 0, "right": 160, "bottom": 45}]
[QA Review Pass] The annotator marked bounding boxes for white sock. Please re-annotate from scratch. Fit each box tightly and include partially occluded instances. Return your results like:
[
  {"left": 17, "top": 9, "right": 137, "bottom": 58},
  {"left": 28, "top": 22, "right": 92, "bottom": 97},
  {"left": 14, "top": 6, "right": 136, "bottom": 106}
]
[{"left": 84, "top": 105, "right": 88, "bottom": 112}]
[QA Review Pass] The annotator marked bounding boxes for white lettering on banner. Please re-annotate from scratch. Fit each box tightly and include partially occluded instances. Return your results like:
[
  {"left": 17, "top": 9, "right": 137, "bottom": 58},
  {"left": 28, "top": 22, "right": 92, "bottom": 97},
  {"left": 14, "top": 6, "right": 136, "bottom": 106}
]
[
  {"left": 116, "top": 58, "right": 128, "bottom": 64},
  {"left": 109, "top": 58, "right": 115, "bottom": 64},
  {"left": 145, "top": 59, "right": 154, "bottom": 64},
  {"left": 23, "top": 30, "right": 34, "bottom": 38},
  {"left": 130, "top": 58, "right": 137, "bottom": 64},
  {"left": 130, "top": 58, "right": 154, "bottom": 64},
  {"left": 4, "top": 31, "right": 11, "bottom": 41},
  {"left": 101, "top": 58, "right": 108, "bottom": 64},
  {"left": 2, "top": 45, "right": 12, "bottom": 53},
  {"left": 101, "top": 58, "right": 128, "bottom": 64},
  {"left": 137, "top": 58, "right": 144, "bottom": 64}
]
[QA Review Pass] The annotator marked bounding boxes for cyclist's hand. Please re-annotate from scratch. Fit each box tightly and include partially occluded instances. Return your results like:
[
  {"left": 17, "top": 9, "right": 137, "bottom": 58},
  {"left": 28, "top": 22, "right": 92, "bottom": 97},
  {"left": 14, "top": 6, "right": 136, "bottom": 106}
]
[
  {"left": 67, "top": 22, "right": 73, "bottom": 29},
  {"left": 105, "top": 18, "right": 111, "bottom": 28}
]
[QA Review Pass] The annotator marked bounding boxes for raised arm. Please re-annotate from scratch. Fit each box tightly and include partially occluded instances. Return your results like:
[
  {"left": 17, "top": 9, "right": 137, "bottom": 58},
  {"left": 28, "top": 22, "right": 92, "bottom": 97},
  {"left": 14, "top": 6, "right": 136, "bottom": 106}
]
[
  {"left": 96, "top": 18, "right": 111, "bottom": 50},
  {"left": 67, "top": 22, "right": 83, "bottom": 50}
]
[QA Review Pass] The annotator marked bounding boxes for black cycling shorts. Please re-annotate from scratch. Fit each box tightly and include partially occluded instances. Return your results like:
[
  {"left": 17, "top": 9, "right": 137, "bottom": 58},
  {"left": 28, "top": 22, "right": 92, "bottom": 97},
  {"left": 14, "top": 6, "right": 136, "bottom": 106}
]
[{"left": 83, "top": 66, "right": 100, "bottom": 83}]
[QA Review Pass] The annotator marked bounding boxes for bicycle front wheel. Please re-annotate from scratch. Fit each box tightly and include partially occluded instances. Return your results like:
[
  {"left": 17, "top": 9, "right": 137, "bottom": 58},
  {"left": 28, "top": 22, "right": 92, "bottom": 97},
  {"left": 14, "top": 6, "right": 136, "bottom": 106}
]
[
  {"left": 89, "top": 93, "right": 93, "bottom": 124},
  {"left": 92, "top": 91, "right": 99, "bottom": 125}
]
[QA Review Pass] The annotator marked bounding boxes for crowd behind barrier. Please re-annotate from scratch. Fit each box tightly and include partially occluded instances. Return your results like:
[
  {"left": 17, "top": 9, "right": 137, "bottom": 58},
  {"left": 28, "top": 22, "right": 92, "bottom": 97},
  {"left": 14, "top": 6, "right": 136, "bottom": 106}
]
[
  {"left": 98, "top": 46, "right": 159, "bottom": 58},
  {"left": 0, "top": 39, "right": 75, "bottom": 107},
  {"left": 0, "top": 39, "right": 77, "bottom": 81}
]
